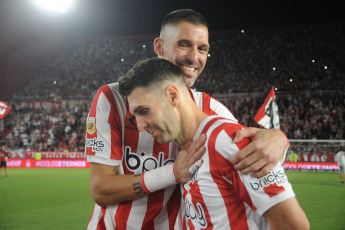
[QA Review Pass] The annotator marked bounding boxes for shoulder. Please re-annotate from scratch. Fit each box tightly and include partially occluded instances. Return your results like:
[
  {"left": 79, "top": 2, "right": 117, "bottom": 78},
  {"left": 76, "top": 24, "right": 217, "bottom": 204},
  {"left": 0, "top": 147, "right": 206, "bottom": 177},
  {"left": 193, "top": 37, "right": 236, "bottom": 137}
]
[
  {"left": 205, "top": 117, "right": 249, "bottom": 151},
  {"left": 93, "top": 83, "right": 126, "bottom": 106}
]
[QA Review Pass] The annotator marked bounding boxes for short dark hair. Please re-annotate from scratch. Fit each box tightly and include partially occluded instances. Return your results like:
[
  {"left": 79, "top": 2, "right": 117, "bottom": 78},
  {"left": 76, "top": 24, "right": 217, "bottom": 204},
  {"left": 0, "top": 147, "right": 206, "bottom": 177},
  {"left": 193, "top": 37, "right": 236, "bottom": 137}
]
[
  {"left": 161, "top": 9, "right": 208, "bottom": 31},
  {"left": 119, "top": 57, "right": 185, "bottom": 96}
]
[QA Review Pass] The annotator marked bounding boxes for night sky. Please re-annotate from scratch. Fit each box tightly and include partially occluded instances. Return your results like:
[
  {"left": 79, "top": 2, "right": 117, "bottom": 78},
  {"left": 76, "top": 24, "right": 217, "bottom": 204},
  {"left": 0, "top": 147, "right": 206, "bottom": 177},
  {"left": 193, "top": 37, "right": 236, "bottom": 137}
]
[{"left": 0, "top": 0, "right": 344, "bottom": 100}]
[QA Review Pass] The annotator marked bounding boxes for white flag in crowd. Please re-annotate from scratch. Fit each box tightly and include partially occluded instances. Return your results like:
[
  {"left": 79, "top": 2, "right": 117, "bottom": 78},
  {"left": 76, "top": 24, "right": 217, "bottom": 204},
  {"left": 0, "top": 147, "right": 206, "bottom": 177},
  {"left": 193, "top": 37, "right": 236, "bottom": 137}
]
[
  {"left": 254, "top": 86, "right": 280, "bottom": 129},
  {"left": 0, "top": 101, "right": 12, "bottom": 119}
]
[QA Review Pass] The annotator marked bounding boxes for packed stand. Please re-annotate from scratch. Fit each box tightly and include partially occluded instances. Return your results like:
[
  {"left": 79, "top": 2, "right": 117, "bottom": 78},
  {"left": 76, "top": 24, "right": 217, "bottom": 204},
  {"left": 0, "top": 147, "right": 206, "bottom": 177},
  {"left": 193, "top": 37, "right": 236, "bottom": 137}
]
[{"left": 2, "top": 23, "right": 345, "bottom": 153}]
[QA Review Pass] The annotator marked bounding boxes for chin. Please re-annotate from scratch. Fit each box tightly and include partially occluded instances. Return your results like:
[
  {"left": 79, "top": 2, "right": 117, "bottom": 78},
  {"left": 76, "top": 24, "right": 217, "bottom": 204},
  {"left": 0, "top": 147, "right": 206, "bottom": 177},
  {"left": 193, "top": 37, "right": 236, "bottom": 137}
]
[
  {"left": 156, "top": 137, "right": 167, "bottom": 144},
  {"left": 185, "top": 78, "right": 196, "bottom": 88}
]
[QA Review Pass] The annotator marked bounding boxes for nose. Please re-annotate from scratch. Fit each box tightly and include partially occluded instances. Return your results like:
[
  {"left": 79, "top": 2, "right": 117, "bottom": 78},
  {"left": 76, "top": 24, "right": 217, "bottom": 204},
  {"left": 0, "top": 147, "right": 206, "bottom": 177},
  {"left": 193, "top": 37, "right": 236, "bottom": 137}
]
[
  {"left": 186, "top": 47, "right": 198, "bottom": 63},
  {"left": 136, "top": 116, "right": 148, "bottom": 132}
]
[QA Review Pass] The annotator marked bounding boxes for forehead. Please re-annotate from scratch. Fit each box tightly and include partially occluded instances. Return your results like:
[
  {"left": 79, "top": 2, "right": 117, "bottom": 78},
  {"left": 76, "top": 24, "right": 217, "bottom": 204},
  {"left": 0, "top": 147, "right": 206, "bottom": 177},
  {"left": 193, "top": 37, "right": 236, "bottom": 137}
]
[
  {"left": 163, "top": 21, "right": 209, "bottom": 46},
  {"left": 127, "top": 87, "right": 154, "bottom": 113}
]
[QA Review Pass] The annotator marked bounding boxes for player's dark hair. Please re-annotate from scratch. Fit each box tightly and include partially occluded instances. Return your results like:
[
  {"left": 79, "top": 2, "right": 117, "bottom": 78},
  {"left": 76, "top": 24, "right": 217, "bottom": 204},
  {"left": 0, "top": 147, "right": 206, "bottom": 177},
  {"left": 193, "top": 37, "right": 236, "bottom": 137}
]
[
  {"left": 119, "top": 57, "right": 185, "bottom": 96},
  {"left": 161, "top": 9, "right": 208, "bottom": 30}
]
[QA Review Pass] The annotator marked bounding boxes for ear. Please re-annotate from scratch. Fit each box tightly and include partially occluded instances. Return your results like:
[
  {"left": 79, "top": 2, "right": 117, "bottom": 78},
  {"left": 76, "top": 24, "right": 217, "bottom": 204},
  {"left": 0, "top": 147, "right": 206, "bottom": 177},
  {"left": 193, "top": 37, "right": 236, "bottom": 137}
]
[
  {"left": 165, "top": 85, "right": 179, "bottom": 107},
  {"left": 154, "top": 37, "right": 164, "bottom": 57}
]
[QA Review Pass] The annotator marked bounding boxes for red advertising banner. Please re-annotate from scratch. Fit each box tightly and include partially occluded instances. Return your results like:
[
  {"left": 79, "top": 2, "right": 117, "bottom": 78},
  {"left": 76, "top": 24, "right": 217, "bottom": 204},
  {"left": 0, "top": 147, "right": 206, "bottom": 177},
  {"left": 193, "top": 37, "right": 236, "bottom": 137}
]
[
  {"left": 7, "top": 159, "right": 90, "bottom": 168},
  {"left": 284, "top": 162, "right": 339, "bottom": 171}
]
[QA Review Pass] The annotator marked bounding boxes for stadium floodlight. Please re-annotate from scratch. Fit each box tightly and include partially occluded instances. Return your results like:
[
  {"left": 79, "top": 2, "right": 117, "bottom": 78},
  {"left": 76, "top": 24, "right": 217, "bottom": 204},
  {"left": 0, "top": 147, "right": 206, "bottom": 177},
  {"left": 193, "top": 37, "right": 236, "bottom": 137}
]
[{"left": 33, "top": 0, "right": 74, "bottom": 13}]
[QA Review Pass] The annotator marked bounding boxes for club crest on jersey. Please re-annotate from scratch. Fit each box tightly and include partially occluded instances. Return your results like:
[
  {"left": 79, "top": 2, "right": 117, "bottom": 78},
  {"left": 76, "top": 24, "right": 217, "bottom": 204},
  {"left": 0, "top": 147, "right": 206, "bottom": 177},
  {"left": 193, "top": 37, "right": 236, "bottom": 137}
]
[{"left": 87, "top": 117, "right": 96, "bottom": 134}]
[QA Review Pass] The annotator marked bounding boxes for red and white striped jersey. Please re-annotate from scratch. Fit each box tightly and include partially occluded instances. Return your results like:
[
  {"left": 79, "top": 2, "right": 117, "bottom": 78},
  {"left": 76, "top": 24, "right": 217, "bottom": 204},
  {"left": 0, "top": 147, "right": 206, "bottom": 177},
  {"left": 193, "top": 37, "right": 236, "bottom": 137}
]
[
  {"left": 85, "top": 83, "right": 237, "bottom": 230},
  {"left": 182, "top": 116, "right": 295, "bottom": 230}
]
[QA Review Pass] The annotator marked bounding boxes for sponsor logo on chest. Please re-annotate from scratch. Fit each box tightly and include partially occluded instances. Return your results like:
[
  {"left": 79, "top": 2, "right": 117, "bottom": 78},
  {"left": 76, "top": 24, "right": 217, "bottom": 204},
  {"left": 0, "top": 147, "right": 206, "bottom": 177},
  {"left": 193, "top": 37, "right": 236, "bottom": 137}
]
[{"left": 124, "top": 146, "right": 175, "bottom": 173}]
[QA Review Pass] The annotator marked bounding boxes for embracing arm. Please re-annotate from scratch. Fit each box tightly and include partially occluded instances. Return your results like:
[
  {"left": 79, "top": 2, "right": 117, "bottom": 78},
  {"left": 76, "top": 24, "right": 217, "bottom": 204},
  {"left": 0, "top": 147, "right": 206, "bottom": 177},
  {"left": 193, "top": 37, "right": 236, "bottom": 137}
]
[
  {"left": 90, "top": 134, "right": 206, "bottom": 206},
  {"left": 231, "top": 127, "right": 289, "bottom": 177},
  {"left": 263, "top": 197, "right": 309, "bottom": 230},
  {"left": 90, "top": 163, "right": 144, "bottom": 206}
]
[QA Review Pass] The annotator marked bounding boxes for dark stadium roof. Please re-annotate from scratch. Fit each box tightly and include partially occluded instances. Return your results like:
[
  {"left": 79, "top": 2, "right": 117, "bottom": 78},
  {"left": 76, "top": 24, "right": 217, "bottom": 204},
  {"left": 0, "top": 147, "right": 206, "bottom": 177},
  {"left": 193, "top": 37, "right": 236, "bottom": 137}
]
[{"left": 0, "top": 0, "right": 344, "bottom": 100}]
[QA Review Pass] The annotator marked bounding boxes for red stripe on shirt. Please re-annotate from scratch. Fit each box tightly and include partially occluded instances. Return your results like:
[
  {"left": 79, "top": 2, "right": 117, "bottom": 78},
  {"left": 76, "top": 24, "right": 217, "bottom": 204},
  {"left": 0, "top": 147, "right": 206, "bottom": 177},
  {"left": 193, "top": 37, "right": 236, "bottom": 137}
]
[
  {"left": 142, "top": 191, "right": 165, "bottom": 229},
  {"left": 202, "top": 92, "right": 218, "bottom": 116},
  {"left": 101, "top": 85, "right": 123, "bottom": 160},
  {"left": 95, "top": 206, "right": 107, "bottom": 230},
  {"left": 188, "top": 180, "right": 213, "bottom": 230},
  {"left": 114, "top": 201, "right": 133, "bottom": 230},
  {"left": 123, "top": 99, "right": 141, "bottom": 174},
  {"left": 167, "top": 185, "right": 181, "bottom": 229},
  {"left": 207, "top": 122, "right": 254, "bottom": 229},
  {"left": 85, "top": 88, "right": 102, "bottom": 157}
]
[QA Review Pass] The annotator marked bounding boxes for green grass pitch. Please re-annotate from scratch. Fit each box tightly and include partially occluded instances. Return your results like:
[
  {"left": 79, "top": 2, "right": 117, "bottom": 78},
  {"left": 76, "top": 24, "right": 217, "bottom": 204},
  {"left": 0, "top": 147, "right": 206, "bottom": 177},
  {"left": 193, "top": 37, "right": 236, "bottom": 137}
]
[{"left": 0, "top": 169, "right": 344, "bottom": 229}]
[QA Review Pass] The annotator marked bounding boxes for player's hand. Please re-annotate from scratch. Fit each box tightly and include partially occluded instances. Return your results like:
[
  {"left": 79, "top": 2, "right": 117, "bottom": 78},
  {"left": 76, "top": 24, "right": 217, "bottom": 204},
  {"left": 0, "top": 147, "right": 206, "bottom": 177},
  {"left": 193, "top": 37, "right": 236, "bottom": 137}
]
[
  {"left": 230, "top": 128, "right": 288, "bottom": 178},
  {"left": 174, "top": 134, "right": 206, "bottom": 183}
]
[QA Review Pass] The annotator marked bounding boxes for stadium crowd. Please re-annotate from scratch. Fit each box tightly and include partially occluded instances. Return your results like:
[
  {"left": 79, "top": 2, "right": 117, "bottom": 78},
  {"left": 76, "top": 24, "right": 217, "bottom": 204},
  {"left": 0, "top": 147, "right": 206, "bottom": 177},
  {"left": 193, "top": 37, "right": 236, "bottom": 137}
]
[{"left": 1, "top": 23, "right": 344, "bottom": 153}]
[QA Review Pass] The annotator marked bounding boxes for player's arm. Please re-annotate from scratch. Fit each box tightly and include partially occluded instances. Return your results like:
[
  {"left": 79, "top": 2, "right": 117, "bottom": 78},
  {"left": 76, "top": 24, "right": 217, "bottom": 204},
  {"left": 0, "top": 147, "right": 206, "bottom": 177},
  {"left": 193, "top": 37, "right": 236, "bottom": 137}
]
[
  {"left": 203, "top": 93, "right": 288, "bottom": 178},
  {"left": 263, "top": 197, "right": 309, "bottom": 230},
  {"left": 90, "top": 134, "right": 206, "bottom": 207},
  {"left": 231, "top": 127, "right": 289, "bottom": 177}
]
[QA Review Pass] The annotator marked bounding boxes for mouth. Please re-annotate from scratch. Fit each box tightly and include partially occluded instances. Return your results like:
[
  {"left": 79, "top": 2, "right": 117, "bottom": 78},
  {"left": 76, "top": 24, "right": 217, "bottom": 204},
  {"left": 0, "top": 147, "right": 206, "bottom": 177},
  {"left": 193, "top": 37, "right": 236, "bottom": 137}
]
[
  {"left": 182, "top": 66, "right": 196, "bottom": 73},
  {"left": 147, "top": 127, "right": 157, "bottom": 136}
]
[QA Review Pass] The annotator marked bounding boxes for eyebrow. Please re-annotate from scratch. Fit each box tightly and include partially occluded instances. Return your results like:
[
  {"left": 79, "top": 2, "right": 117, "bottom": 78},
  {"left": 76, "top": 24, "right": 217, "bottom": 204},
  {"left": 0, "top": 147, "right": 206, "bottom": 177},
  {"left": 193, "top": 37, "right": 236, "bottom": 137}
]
[{"left": 133, "top": 105, "right": 145, "bottom": 115}]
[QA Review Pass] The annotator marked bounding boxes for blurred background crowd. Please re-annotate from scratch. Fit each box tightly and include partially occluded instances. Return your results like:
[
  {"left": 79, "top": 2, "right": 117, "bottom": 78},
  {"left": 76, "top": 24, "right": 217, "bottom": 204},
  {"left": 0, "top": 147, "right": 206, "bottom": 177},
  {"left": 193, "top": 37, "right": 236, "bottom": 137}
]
[{"left": 1, "top": 23, "right": 344, "bottom": 153}]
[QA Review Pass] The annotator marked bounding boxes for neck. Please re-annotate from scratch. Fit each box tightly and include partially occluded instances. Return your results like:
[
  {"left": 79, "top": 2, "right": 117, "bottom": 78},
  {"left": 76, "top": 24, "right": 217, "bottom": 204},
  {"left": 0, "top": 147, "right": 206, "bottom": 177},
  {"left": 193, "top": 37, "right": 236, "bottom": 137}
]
[{"left": 175, "top": 101, "right": 208, "bottom": 146}]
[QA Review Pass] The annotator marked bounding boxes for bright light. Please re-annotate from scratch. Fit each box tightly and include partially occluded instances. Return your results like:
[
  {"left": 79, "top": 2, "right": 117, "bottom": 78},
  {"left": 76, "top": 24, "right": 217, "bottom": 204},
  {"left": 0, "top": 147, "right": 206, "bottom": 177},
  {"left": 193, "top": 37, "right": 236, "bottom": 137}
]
[
  {"left": 34, "top": 0, "right": 74, "bottom": 13},
  {"left": 142, "top": 45, "right": 146, "bottom": 48},
  {"left": 273, "top": 67, "right": 276, "bottom": 70},
  {"left": 208, "top": 54, "right": 211, "bottom": 57},
  {"left": 121, "top": 58, "right": 124, "bottom": 62},
  {"left": 241, "top": 30, "right": 245, "bottom": 34},
  {"left": 324, "top": 66, "right": 328, "bottom": 69},
  {"left": 290, "top": 79, "right": 293, "bottom": 82},
  {"left": 312, "top": 59, "right": 315, "bottom": 63}
]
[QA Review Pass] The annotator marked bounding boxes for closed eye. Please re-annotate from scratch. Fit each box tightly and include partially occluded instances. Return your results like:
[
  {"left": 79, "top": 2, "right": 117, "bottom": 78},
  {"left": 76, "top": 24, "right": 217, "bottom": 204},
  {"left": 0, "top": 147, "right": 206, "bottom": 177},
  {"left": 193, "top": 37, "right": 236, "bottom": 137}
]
[{"left": 138, "top": 108, "right": 149, "bottom": 116}]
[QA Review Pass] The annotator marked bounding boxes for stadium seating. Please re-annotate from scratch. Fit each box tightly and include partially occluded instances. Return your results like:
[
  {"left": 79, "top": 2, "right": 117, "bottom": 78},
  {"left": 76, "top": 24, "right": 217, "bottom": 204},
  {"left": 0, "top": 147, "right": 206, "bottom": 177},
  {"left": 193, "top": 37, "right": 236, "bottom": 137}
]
[{"left": 1, "top": 23, "right": 344, "bottom": 152}]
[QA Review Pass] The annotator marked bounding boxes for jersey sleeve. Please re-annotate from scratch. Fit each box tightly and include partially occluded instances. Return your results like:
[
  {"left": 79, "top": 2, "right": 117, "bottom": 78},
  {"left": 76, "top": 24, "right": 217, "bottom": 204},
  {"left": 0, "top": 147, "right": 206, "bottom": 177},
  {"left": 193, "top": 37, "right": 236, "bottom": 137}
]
[
  {"left": 85, "top": 84, "right": 125, "bottom": 166},
  {"left": 189, "top": 89, "right": 238, "bottom": 123},
  {"left": 213, "top": 123, "right": 295, "bottom": 216}
]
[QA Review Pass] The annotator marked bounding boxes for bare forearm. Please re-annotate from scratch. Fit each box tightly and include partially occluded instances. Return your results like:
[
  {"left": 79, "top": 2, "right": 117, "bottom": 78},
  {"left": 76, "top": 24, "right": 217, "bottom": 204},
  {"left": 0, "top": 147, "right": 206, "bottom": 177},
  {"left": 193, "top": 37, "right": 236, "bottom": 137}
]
[
  {"left": 90, "top": 164, "right": 146, "bottom": 206},
  {"left": 264, "top": 197, "right": 309, "bottom": 230}
]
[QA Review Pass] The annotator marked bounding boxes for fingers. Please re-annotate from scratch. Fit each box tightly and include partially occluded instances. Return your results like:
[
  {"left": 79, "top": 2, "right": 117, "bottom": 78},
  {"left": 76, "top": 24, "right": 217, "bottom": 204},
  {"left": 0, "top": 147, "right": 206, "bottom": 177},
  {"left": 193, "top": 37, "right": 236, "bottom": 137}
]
[
  {"left": 188, "top": 134, "right": 207, "bottom": 153},
  {"left": 233, "top": 127, "right": 258, "bottom": 143},
  {"left": 174, "top": 134, "right": 207, "bottom": 183},
  {"left": 230, "top": 142, "right": 255, "bottom": 166},
  {"left": 188, "top": 159, "right": 203, "bottom": 174},
  {"left": 233, "top": 149, "right": 261, "bottom": 172},
  {"left": 184, "top": 134, "right": 206, "bottom": 164},
  {"left": 251, "top": 163, "right": 276, "bottom": 178}
]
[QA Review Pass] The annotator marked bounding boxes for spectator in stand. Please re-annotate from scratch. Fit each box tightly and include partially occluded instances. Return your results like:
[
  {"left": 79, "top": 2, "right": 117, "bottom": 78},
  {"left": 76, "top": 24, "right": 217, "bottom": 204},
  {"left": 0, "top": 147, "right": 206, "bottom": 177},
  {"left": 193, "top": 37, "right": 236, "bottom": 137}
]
[
  {"left": 0, "top": 144, "right": 9, "bottom": 177},
  {"left": 335, "top": 149, "right": 345, "bottom": 184},
  {"left": 1, "top": 23, "right": 345, "bottom": 154},
  {"left": 290, "top": 151, "right": 298, "bottom": 163}
]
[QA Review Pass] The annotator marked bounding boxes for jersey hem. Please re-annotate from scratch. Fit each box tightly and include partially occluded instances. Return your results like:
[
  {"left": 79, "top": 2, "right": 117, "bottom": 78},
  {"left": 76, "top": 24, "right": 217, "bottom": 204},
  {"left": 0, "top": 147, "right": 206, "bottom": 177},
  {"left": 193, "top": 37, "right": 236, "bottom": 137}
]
[{"left": 87, "top": 155, "right": 122, "bottom": 166}]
